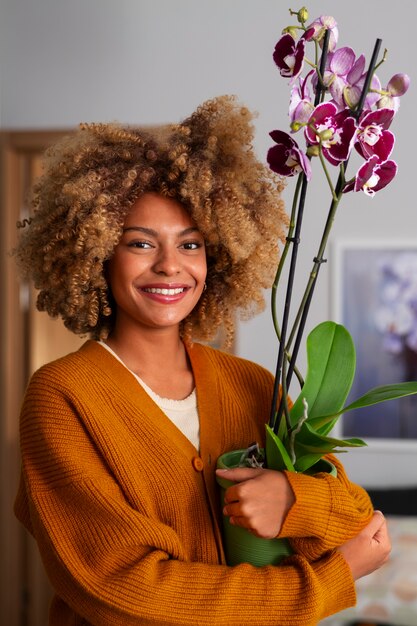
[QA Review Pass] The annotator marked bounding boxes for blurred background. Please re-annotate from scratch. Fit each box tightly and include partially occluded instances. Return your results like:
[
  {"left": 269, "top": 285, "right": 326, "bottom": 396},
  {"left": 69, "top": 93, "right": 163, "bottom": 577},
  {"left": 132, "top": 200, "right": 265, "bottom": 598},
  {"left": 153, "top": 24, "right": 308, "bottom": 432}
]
[{"left": 1, "top": 1, "right": 416, "bottom": 624}]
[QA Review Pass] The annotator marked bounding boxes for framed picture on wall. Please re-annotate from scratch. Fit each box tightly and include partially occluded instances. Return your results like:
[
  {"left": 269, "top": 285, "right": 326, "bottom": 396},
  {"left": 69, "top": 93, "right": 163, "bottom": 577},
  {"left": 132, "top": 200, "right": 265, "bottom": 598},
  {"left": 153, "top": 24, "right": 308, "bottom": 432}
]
[{"left": 331, "top": 240, "right": 417, "bottom": 442}]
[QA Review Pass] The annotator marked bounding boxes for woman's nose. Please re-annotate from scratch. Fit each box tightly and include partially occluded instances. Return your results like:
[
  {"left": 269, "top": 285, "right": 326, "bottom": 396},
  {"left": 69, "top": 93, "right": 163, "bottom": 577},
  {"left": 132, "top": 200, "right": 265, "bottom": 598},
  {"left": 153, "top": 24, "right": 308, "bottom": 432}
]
[{"left": 152, "top": 247, "right": 181, "bottom": 275}]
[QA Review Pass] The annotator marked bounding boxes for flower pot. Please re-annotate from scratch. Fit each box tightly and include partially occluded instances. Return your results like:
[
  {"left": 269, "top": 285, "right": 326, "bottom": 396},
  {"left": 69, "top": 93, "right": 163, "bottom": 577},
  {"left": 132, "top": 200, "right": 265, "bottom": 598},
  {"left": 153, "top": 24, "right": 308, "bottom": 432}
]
[{"left": 216, "top": 449, "right": 336, "bottom": 567}]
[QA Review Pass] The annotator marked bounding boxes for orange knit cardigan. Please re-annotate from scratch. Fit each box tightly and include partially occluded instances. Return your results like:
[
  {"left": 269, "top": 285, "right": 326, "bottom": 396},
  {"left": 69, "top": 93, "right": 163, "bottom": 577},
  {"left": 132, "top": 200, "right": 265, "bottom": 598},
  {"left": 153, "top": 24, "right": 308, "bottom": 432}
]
[{"left": 15, "top": 340, "right": 373, "bottom": 625}]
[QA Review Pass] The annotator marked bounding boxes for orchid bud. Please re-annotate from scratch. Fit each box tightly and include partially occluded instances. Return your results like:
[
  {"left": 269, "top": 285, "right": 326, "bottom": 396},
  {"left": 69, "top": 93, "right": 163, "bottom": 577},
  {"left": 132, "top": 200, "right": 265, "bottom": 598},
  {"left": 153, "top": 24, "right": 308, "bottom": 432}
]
[
  {"left": 291, "top": 121, "right": 303, "bottom": 132},
  {"left": 387, "top": 73, "right": 410, "bottom": 97},
  {"left": 297, "top": 7, "right": 309, "bottom": 24},
  {"left": 306, "top": 145, "right": 320, "bottom": 157},
  {"left": 282, "top": 26, "right": 298, "bottom": 39}
]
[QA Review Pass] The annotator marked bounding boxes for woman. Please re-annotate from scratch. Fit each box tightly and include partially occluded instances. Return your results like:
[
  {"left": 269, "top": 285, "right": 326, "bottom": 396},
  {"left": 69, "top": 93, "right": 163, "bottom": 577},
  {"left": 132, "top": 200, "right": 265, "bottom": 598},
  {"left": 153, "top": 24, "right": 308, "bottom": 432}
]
[{"left": 14, "top": 96, "right": 390, "bottom": 626}]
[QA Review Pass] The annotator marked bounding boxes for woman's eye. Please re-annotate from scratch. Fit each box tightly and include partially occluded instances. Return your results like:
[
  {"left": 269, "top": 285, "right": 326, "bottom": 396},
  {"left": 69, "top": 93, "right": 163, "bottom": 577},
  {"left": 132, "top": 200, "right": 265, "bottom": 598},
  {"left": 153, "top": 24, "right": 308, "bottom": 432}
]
[
  {"left": 128, "top": 240, "right": 153, "bottom": 249},
  {"left": 181, "top": 241, "right": 203, "bottom": 250}
]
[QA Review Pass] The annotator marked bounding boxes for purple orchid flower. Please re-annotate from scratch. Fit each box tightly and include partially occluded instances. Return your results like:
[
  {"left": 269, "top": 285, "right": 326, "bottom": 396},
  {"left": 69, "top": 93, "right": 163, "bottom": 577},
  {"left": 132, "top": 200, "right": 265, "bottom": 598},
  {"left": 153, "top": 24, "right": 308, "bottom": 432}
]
[
  {"left": 305, "top": 102, "right": 357, "bottom": 165},
  {"left": 344, "top": 154, "right": 397, "bottom": 196},
  {"left": 267, "top": 130, "right": 312, "bottom": 180},
  {"left": 355, "top": 109, "right": 395, "bottom": 161},
  {"left": 322, "top": 48, "right": 381, "bottom": 110},
  {"left": 289, "top": 70, "right": 315, "bottom": 129},
  {"left": 377, "top": 73, "right": 411, "bottom": 112},
  {"left": 273, "top": 33, "right": 305, "bottom": 79},
  {"left": 304, "top": 15, "right": 339, "bottom": 51}
]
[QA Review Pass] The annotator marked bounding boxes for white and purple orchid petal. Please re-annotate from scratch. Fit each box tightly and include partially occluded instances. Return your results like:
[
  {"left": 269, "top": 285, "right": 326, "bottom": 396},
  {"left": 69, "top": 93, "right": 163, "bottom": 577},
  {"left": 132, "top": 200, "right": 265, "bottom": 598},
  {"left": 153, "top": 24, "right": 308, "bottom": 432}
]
[
  {"left": 320, "top": 15, "right": 338, "bottom": 30},
  {"left": 387, "top": 73, "right": 410, "bottom": 97},
  {"left": 355, "top": 110, "right": 395, "bottom": 159},
  {"left": 267, "top": 144, "right": 294, "bottom": 177},
  {"left": 302, "top": 26, "right": 316, "bottom": 42},
  {"left": 269, "top": 129, "right": 294, "bottom": 146},
  {"left": 321, "top": 68, "right": 334, "bottom": 90},
  {"left": 376, "top": 94, "right": 400, "bottom": 113},
  {"left": 353, "top": 74, "right": 381, "bottom": 110},
  {"left": 307, "top": 15, "right": 338, "bottom": 50},
  {"left": 343, "top": 84, "right": 362, "bottom": 108},
  {"left": 324, "top": 115, "right": 357, "bottom": 163},
  {"left": 330, "top": 47, "right": 356, "bottom": 76},
  {"left": 372, "top": 159, "right": 397, "bottom": 191},
  {"left": 289, "top": 84, "right": 301, "bottom": 118},
  {"left": 327, "top": 26, "right": 339, "bottom": 51},
  {"left": 267, "top": 130, "right": 312, "bottom": 180},
  {"left": 357, "top": 129, "right": 395, "bottom": 161},
  {"left": 300, "top": 70, "right": 314, "bottom": 100},
  {"left": 354, "top": 155, "right": 397, "bottom": 196},
  {"left": 305, "top": 102, "right": 338, "bottom": 143},
  {"left": 373, "top": 131, "right": 395, "bottom": 161},
  {"left": 358, "top": 75, "right": 381, "bottom": 110},
  {"left": 353, "top": 155, "right": 379, "bottom": 192},
  {"left": 329, "top": 75, "right": 348, "bottom": 107},
  {"left": 298, "top": 150, "right": 313, "bottom": 180},
  {"left": 347, "top": 54, "right": 365, "bottom": 84},
  {"left": 273, "top": 34, "right": 305, "bottom": 78},
  {"left": 289, "top": 72, "right": 314, "bottom": 124},
  {"left": 292, "top": 100, "right": 315, "bottom": 127},
  {"left": 360, "top": 108, "right": 395, "bottom": 131}
]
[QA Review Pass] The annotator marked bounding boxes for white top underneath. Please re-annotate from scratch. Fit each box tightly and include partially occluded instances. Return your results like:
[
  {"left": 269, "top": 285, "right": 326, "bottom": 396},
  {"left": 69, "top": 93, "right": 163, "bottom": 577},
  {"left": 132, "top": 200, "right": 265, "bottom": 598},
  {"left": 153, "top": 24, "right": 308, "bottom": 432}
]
[{"left": 98, "top": 341, "right": 200, "bottom": 450}]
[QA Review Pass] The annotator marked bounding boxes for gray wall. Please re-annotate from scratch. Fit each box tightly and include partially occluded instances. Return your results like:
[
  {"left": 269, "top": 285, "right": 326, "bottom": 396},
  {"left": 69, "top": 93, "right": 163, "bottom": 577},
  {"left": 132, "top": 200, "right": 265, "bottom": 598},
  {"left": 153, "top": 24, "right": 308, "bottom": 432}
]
[{"left": 2, "top": 0, "right": 416, "bottom": 484}]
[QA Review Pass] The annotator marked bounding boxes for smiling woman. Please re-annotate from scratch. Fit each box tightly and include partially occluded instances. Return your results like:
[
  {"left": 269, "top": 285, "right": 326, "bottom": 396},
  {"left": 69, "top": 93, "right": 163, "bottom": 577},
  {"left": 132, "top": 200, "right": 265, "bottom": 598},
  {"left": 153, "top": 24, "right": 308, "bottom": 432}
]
[
  {"left": 12, "top": 95, "right": 391, "bottom": 626},
  {"left": 105, "top": 192, "right": 207, "bottom": 399},
  {"left": 108, "top": 194, "right": 207, "bottom": 332}
]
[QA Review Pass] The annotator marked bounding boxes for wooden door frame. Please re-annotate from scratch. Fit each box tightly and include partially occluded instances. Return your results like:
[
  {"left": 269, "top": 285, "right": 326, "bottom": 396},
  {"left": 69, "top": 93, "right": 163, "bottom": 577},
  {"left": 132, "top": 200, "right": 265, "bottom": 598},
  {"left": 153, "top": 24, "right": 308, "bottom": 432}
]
[{"left": 0, "top": 129, "right": 71, "bottom": 626}]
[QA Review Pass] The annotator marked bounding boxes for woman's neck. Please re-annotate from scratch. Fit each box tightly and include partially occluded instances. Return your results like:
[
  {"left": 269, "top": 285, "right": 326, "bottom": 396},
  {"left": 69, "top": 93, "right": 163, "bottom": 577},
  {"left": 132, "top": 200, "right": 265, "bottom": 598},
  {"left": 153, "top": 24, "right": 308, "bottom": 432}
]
[{"left": 105, "top": 325, "right": 194, "bottom": 400}]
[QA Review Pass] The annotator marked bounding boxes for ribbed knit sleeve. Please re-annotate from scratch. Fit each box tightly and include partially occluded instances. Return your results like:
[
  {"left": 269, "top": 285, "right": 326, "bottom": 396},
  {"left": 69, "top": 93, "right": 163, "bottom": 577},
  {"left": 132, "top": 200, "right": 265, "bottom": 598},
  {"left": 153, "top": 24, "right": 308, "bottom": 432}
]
[
  {"left": 15, "top": 342, "right": 358, "bottom": 626},
  {"left": 281, "top": 455, "right": 374, "bottom": 561}
]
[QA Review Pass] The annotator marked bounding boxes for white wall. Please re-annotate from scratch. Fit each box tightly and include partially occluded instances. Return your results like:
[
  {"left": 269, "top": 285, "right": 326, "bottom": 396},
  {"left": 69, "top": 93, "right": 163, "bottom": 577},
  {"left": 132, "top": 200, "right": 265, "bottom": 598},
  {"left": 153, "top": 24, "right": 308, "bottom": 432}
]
[{"left": 2, "top": 0, "right": 416, "bottom": 485}]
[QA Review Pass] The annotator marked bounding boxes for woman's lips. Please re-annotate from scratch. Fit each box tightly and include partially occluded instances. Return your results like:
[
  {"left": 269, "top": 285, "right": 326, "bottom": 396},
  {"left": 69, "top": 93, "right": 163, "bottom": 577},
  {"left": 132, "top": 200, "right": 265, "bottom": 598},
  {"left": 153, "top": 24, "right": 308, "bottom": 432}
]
[{"left": 138, "top": 284, "right": 191, "bottom": 303}]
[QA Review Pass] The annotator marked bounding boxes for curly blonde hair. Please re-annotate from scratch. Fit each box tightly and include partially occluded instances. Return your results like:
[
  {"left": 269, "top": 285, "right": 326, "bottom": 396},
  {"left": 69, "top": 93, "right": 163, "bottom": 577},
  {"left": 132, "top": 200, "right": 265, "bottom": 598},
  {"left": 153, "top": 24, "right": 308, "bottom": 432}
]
[{"left": 15, "top": 95, "right": 288, "bottom": 346}]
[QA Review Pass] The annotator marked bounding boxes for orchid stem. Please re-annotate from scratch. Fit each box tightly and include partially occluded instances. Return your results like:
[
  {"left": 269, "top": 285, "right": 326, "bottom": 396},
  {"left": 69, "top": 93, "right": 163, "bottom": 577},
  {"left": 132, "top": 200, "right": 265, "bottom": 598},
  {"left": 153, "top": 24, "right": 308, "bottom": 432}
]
[
  {"left": 318, "top": 147, "right": 337, "bottom": 200},
  {"left": 271, "top": 175, "right": 304, "bottom": 387},
  {"left": 269, "top": 172, "right": 309, "bottom": 431}
]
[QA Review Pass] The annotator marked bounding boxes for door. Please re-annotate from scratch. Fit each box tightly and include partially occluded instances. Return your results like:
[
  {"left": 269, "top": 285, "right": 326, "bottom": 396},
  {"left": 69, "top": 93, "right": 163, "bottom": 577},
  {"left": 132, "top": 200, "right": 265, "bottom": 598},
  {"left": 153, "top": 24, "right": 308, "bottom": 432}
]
[{"left": 0, "top": 130, "right": 84, "bottom": 626}]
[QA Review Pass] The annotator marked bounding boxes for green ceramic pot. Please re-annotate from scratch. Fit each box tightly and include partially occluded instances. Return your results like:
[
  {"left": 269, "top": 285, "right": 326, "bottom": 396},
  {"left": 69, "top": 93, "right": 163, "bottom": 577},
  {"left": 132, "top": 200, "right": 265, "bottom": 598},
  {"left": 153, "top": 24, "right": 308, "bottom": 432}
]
[{"left": 216, "top": 449, "right": 336, "bottom": 567}]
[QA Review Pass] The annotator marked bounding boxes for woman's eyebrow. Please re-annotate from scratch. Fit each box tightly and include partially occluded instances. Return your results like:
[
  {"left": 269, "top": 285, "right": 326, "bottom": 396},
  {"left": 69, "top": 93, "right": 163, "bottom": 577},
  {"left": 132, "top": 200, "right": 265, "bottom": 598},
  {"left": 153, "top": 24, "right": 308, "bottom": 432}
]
[{"left": 123, "top": 226, "right": 200, "bottom": 236}]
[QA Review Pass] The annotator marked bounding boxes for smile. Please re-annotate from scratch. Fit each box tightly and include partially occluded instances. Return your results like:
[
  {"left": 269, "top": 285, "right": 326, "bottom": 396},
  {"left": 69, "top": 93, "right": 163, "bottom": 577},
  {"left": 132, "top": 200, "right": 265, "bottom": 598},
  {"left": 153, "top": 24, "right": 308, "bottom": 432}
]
[{"left": 142, "top": 287, "right": 186, "bottom": 295}]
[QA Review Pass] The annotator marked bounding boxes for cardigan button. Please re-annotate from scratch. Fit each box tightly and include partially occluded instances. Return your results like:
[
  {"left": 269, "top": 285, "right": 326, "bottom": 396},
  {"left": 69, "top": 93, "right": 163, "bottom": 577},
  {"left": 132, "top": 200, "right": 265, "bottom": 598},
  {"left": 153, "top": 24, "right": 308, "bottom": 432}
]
[{"left": 192, "top": 456, "right": 204, "bottom": 472}]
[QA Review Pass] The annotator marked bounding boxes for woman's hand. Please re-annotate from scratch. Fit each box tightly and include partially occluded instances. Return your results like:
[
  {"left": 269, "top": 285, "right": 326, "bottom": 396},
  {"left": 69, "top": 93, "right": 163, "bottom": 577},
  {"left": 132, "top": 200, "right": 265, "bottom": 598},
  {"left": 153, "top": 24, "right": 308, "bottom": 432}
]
[
  {"left": 338, "top": 510, "right": 391, "bottom": 580},
  {"left": 216, "top": 467, "right": 295, "bottom": 539}
]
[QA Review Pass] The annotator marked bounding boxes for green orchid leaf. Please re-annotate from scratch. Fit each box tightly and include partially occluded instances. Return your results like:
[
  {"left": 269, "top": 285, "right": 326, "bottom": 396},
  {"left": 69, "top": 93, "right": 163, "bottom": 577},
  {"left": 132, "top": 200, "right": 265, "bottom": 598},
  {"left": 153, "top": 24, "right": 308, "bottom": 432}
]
[
  {"left": 292, "top": 422, "right": 366, "bottom": 472},
  {"left": 342, "top": 382, "right": 417, "bottom": 413},
  {"left": 294, "top": 421, "right": 365, "bottom": 452},
  {"left": 308, "top": 381, "right": 417, "bottom": 429},
  {"left": 295, "top": 436, "right": 366, "bottom": 453},
  {"left": 294, "top": 442, "right": 364, "bottom": 473},
  {"left": 289, "top": 322, "right": 355, "bottom": 434},
  {"left": 265, "top": 424, "right": 295, "bottom": 472},
  {"left": 295, "top": 453, "right": 336, "bottom": 473}
]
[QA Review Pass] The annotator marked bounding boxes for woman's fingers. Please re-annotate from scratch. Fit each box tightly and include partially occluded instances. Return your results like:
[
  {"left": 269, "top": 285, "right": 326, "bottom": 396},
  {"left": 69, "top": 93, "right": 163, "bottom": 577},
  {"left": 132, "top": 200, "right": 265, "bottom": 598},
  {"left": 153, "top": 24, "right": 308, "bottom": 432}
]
[
  {"left": 338, "top": 511, "right": 391, "bottom": 580},
  {"left": 216, "top": 467, "right": 295, "bottom": 539}
]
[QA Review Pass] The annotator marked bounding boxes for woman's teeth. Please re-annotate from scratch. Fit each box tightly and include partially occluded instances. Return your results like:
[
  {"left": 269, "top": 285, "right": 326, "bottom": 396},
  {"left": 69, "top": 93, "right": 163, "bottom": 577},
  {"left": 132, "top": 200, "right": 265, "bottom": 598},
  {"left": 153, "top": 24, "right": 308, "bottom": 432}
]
[{"left": 143, "top": 287, "right": 185, "bottom": 295}]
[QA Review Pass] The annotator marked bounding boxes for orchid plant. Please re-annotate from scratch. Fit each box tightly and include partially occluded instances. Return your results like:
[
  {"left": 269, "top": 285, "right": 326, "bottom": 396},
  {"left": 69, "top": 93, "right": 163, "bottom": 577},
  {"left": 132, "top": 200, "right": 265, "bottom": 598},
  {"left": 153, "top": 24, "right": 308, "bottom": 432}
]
[{"left": 248, "top": 7, "right": 417, "bottom": 474}]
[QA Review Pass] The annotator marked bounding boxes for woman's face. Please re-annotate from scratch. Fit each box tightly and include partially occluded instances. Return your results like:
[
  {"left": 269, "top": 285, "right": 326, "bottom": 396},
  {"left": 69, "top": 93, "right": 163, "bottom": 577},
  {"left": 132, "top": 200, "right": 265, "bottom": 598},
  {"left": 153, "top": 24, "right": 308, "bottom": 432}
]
[{"left": 107, "top": 192, "right": 207, "bottom": 335}]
